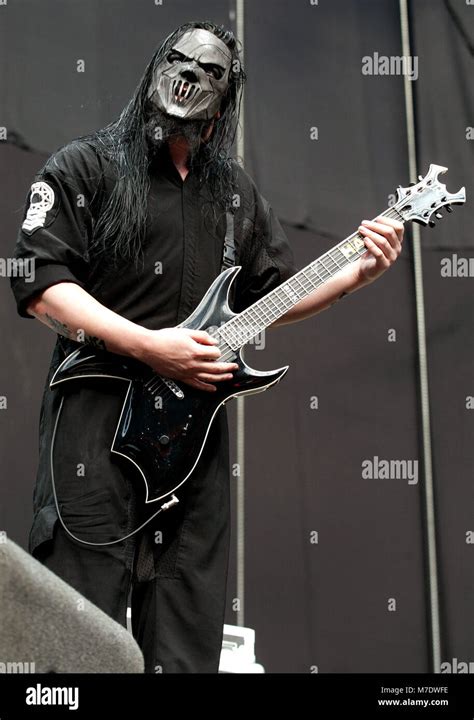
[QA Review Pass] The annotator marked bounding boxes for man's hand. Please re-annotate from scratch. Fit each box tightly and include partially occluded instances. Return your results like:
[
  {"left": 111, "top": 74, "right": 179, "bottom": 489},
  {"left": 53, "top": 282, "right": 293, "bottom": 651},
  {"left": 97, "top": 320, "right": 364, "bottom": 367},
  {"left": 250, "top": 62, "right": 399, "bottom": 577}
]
[
  {"left": 28, "top": 284, "right": 237, "bottom": 393},
  {"left": 138, "top": 327, "right": 239, "bottom": 393},
  {"left": 355, "top": 216, "right": 404, "bottom": 286}
]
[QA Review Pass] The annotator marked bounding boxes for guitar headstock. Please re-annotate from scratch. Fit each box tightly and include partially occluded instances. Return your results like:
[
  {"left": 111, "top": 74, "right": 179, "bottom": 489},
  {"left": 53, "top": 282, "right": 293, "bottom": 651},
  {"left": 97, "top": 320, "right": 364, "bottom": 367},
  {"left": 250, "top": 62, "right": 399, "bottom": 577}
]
[{"left": 395, "top": 164, "right": 466, "bottom": 227}]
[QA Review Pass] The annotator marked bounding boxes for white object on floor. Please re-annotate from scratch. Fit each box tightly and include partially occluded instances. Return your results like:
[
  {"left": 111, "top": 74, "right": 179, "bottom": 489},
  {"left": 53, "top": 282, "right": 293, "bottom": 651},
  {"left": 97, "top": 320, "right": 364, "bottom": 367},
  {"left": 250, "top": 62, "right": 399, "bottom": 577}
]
[{"left": 219, "top": 624, "right": 265, "bottom": 673}]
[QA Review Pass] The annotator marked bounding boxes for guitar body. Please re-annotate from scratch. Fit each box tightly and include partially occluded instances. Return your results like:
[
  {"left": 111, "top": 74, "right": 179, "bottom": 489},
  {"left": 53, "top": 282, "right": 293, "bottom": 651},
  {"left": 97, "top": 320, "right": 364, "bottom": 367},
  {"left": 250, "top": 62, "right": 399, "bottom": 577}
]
[{"left": 51, "top": 266, "right": 289, "bottom": 505}]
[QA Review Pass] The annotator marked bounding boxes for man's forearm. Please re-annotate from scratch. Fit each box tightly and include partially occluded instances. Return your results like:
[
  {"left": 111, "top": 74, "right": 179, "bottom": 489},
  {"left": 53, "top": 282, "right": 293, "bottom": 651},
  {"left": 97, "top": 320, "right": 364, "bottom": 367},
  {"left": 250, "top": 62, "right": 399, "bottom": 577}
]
[
  {"left": 270, "top": 263, "right": 364, "bottom": 328},
  {"left": 27, "top": 281, "right": 150, "bottom": 359},
  {"left": 272, "top": 216, "right": 405, "bottom": 328}
]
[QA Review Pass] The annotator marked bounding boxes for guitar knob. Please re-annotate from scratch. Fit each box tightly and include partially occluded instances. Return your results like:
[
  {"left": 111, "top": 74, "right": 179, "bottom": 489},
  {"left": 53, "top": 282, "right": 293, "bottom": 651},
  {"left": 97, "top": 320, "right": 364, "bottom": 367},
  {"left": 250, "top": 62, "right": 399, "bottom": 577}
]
[
  {"left": 446, "top": 205, "right": 453, "bottom": 213},
  {"left": 429, "top": 220, "right": 436, "bottom": 228},
  {"left": 159, "top": 435, "right": 170, "bottom": 445}
]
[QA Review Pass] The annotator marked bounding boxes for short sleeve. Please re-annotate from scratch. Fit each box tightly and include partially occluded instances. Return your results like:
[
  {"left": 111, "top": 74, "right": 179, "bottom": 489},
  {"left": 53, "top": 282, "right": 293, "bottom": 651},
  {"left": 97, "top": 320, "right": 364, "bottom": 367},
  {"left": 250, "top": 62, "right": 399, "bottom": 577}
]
[
  {"left": 10, "top": 141, "right": 103, "bottom": 318},
  {"left": 233, "top": 178, "right": 298, "bottom": 313}
]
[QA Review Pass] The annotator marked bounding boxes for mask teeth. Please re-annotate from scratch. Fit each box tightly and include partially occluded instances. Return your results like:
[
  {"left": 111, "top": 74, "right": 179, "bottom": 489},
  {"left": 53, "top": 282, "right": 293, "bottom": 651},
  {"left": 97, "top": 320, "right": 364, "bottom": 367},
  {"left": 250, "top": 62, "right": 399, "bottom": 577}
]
[
  {"left": 174, "top": 80, "right": 183, "bottom": 101},
  {"left": 172, "top": 79, "right": 196, "bottom": 103},
  {"left": 173, "top": 79, "right": 182, "bottom": 100}
]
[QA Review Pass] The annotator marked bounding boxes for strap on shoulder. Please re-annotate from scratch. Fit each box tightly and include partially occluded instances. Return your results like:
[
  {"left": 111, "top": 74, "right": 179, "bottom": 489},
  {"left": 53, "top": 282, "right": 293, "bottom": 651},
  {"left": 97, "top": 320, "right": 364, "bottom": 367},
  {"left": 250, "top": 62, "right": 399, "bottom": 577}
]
[{"left": 220, "top": 210, "right": 237, "bottom": 271}]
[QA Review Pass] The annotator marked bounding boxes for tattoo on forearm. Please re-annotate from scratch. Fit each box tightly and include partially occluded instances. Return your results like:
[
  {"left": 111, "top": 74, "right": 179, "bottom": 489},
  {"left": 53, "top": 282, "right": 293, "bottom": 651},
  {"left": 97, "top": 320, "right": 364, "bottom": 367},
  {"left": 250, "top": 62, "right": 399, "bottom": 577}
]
[
  {"left": 330, "top": 291, "right": 349, "bottom": 307},
  {"left": 45, "top": 313, "right": 74, "bottom": 340},
  {"left": 43, "top": 314, "right": 106, "bottom": 350},
  {"left": 82, "top": 334, "right": 106, "bottom": 350}
]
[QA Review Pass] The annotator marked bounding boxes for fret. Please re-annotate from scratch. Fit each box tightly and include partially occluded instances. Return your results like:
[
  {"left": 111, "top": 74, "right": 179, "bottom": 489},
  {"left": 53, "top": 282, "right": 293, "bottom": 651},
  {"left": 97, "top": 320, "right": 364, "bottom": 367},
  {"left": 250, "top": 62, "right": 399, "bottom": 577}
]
[
  {"left": 311, "top": 262, "right": 326, "bottom": 284},
  {"left": 319, "top": 255, "right": 333, "bottom": 277},
  {"left": 230, "top": 328, "right": 244, "bottom": 346},
  {"left": 339, "top": 235, "right": 363, "bottom": 259},
  {"left": 354, "top": 234, "right": 367, "bottom": 254},
  {"left": 240, "top": 313, "right": 260, "bottom": 342},
  {"left": 282, "top": 282, "right": 301, "bottom": 305},
  {"left": 301, "top": 268, "right": 317, "bottom": 289},
  {"left": 390, "top": 206, "right": 405, "bottom": 221},
  {"left": 253, "top": 300, "right": 273, "bottom": 326},
  {"left": 227, "top": 322, "right": 243, "bottom": 342},
  {"left": 316, "top": 259, "right": 331, "bottom": 279},
  {"left": 261, "top": 297, "right": 279, "bottom": 321},
  {"left": 275, "top": 286, "right": 293, "bottom": 310},
  {"left": 335, "top": 245, "right": 349, "bottom": 262},
  {"left": 328, "top": 249, "right": 343, "bottom": 270},
  {"left": 292, "top": 275, "right": 307, "bottom": 296},
  {"left": 299, "top": 274, "right": 314, "bottom": 292},
  {"left": 338, "top": 237, "right": 358, "bottom": 260},
  {"left": 239, "top": 321, "right": 256, "bottom": 340},
  {"left": 246, "top": 306, "right": 262, "bottom": 330},
  {"left": 237, "top": 310, "right": 260, "bottom": 338},
  {"left": 271, "top": 293, "right": 289, "bottom": 317},
  {"left": 221, "top": 326, "right": 238, "bottom": 347}
]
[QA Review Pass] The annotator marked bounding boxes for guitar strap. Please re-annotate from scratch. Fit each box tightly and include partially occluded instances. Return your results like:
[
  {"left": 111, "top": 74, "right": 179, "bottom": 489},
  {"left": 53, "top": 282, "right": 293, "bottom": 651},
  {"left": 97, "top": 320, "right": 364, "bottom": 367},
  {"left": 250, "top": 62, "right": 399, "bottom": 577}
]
[{"left": 220, "top": 210, "right": 237, "bottom": 271}]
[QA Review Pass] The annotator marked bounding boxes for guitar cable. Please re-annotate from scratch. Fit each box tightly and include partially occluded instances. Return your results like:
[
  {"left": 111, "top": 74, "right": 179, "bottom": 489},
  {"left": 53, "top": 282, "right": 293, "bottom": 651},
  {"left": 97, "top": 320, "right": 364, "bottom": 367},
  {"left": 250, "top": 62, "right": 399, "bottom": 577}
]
[{"left": 50, "top": 394, "right": 173, "bottom": 546}]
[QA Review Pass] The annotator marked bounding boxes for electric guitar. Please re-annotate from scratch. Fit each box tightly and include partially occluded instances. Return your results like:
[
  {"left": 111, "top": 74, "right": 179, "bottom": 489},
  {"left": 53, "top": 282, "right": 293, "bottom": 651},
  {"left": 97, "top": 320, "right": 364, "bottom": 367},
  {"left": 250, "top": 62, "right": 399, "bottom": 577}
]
[{"left": 51, "top": 164, "right": 466, "bottom": 521}]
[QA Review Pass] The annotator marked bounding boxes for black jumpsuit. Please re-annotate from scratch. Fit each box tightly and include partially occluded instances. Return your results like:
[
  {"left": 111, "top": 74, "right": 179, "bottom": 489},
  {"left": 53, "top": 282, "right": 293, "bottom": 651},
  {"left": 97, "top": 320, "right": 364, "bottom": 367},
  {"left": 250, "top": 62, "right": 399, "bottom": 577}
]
[{"left": 10, "top": 139, "right": 297, "bottom": 673}]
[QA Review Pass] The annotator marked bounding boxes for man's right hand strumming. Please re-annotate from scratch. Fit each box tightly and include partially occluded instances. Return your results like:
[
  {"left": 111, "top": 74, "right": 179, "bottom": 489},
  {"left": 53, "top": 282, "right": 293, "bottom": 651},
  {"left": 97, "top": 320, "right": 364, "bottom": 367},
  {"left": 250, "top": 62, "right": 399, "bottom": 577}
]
[{"left": 27, "top": 282, "right": 238, "bottom": 393}]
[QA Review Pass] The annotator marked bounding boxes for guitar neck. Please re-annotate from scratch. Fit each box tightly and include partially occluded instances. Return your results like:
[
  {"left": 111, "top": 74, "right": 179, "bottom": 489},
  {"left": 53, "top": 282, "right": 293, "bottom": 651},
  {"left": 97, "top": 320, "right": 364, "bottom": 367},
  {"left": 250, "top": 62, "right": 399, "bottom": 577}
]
[{"left": 219, "top": 204, "right": 404, "bottom": 351}]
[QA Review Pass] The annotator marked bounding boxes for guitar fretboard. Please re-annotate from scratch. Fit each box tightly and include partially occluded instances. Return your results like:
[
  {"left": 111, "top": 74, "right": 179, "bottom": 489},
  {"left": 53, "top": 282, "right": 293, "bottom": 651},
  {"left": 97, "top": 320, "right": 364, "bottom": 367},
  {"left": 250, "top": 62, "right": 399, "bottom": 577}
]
[{"left": 218, "top": 205, "right": 404, "bottom": 351}]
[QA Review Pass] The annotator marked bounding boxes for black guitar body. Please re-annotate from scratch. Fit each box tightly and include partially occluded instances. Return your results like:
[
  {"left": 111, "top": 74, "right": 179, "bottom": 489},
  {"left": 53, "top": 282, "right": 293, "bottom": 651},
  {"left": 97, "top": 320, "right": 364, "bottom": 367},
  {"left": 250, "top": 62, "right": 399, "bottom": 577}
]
[{"left": 51, "top": 266, "right": 289, "bottom": 505}]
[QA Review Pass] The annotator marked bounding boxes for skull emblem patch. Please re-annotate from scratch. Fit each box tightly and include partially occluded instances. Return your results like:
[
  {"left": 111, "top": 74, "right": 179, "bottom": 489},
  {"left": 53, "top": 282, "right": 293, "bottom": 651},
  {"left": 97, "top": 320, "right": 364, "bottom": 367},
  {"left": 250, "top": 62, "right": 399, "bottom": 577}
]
[{"left": 22, "top": 181, "right": 56, "bottom": 233}]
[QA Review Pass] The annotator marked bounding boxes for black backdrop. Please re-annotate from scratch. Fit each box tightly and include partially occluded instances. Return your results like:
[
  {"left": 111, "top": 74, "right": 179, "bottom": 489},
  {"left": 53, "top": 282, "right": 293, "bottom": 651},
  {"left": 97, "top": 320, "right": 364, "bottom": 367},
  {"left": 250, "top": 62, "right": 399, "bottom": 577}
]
[{"left": 1, "top": 0, "right": 473, "bottom": 673}]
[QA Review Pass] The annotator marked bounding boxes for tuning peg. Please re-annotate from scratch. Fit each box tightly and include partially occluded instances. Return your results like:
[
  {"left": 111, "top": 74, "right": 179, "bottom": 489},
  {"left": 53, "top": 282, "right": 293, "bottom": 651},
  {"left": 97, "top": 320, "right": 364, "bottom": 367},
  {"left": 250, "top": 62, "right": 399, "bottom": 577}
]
[
  {"left": 409, "top": 182, "right": 416, "bottom": 187},
  {"left": 435, "top": 212, "right": 443, "bottom": 219},
  {"left": 429, "top": 220, "right": 436, "bottom": 228},
  {"left": 445, "top": 205, "right": 453, "bottom": 213}
]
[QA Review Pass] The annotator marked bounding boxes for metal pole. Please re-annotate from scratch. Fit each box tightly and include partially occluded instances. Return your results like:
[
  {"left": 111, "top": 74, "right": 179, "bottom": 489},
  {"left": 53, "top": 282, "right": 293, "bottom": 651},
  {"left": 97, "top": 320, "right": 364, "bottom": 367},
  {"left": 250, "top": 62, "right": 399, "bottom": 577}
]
[
  {"left": 399, "top": 0, "right": 441, "bottom": 673},
  {"left": 235, "top": 0, "right": 246, "bottom": 628}
]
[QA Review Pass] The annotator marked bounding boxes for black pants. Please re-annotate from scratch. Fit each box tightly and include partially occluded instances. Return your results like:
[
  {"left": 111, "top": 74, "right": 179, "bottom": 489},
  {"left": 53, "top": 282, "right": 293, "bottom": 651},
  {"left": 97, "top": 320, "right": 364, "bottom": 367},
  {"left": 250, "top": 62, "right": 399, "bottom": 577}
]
[{"left": 35, "top": 407, "right": 231, "bottom": 674}]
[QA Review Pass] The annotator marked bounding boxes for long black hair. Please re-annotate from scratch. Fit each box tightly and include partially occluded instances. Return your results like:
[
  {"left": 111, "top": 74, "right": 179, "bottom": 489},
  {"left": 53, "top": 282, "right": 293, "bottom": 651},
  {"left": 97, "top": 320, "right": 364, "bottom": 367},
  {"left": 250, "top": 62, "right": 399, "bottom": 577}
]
[{"left": 74, "top": 21, "right": 245, "bottom": 266}]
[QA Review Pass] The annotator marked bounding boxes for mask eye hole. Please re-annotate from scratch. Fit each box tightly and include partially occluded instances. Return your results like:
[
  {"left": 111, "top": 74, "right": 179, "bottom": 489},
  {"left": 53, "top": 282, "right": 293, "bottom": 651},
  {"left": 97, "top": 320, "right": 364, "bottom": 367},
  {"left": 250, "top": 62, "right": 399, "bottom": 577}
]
[
  {"left": 167, "top": 50, "right": 185, "bottom": 63},
  {"left": 200, "top": 63, "right": 224, "bottom": 80}
]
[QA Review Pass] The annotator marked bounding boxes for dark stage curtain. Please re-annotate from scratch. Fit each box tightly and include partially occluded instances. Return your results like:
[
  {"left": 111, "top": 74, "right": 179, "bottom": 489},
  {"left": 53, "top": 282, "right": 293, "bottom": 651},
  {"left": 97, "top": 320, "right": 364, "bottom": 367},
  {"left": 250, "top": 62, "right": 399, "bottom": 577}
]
[
  {"left": 1, "top": 0, "right": 473, "bottom": 673},
  {"left": 411, "top": 0, "right": 474, "bottom": 666}
]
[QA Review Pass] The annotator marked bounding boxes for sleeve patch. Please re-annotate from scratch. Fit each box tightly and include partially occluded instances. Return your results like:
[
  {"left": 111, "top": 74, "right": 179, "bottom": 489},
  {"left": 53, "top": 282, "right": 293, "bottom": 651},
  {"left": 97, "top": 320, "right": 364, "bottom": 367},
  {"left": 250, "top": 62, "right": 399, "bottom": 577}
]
[{"left": 22, "top": 181, "right": 57, "bottom": 234}]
